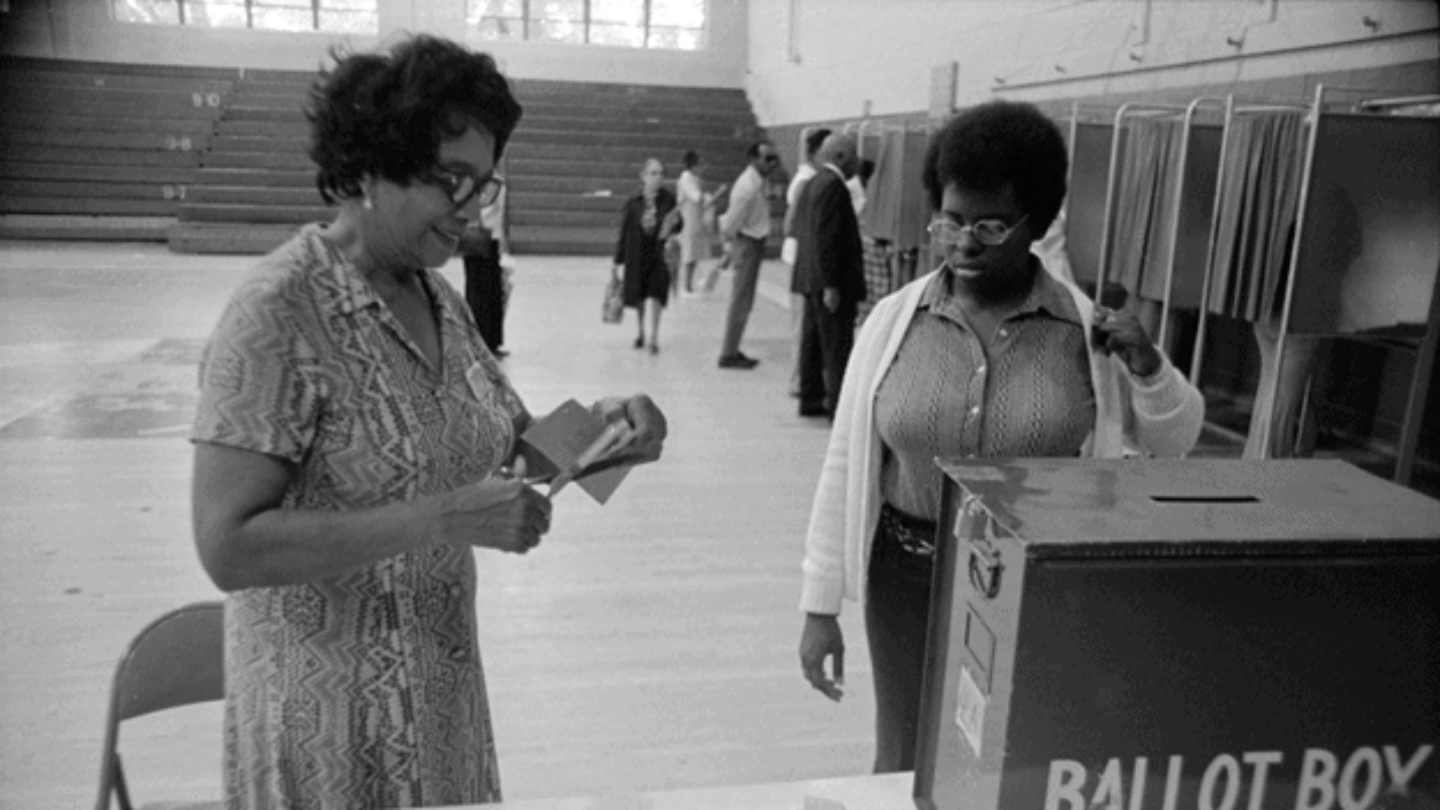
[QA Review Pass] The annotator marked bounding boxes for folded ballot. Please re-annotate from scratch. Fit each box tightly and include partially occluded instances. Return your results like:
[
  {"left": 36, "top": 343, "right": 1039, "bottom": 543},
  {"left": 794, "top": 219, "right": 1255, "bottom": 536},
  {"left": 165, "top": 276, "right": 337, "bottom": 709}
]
[{"left": 518, "top": 399, "right": 637, "bottom": 504}]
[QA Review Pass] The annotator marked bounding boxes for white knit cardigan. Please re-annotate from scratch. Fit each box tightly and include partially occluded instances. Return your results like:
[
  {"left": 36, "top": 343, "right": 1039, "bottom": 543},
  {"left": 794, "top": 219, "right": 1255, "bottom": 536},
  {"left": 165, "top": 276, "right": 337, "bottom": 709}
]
[{"left": 798, "top": 268, "right": 1206, "bottom": 615}]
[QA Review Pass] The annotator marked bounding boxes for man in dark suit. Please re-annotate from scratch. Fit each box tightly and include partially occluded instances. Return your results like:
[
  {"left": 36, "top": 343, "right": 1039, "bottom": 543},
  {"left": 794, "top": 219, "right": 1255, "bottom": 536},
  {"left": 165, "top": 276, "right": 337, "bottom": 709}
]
[{"left": 793, "top": 133, "right": 864, "bottom": 419}]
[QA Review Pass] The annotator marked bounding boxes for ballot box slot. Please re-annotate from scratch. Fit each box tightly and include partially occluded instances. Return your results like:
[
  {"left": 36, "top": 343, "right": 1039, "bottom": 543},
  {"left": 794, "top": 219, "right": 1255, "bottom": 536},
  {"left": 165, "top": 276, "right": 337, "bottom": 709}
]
[{"left": 1149, "top": 495, "right": 1260, "bottom": 503}]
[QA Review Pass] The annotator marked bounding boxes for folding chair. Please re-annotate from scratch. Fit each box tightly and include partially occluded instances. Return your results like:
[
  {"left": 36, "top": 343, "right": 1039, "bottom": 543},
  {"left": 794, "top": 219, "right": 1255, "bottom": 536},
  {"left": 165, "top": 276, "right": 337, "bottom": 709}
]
[{"left": 95, "top": 601, "right": 225, "bottom": 810}]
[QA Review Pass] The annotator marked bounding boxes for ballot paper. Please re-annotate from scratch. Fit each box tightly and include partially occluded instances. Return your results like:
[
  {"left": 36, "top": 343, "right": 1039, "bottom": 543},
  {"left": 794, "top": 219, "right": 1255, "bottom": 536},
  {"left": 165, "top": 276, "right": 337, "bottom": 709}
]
[{"left": 518, "top": 399, "right": 636, "bottom": 504}]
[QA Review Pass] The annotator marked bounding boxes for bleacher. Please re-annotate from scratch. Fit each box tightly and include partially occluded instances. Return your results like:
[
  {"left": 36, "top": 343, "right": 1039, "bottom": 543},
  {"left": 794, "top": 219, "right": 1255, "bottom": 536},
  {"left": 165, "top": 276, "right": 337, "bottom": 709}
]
[
  {"left": 0, "top": 57, "right": 766, "bottom": 256},
  {"left": 0, "top": 57, "right": 233, "bottom": 241}
]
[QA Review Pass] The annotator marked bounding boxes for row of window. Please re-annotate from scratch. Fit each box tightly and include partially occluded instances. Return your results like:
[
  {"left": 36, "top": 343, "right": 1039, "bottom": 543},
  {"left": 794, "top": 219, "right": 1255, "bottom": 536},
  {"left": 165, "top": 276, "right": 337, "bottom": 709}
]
[{"left": 111, "top": 0, "right": 706, "bottom": 50}]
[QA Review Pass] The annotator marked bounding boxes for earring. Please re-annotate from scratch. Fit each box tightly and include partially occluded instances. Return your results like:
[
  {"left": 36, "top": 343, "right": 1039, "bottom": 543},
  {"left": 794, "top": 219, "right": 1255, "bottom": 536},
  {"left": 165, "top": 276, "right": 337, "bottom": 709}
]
[{"left": 362, "top": 194, "right": 374, "bottom": 211}]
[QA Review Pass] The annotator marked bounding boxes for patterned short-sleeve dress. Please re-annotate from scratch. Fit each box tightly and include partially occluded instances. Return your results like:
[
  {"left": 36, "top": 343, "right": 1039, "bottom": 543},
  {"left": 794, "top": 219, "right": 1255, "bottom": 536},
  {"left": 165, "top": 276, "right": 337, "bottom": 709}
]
[{"left": 192, "top": 224, "right": 523, "bottom": 808}]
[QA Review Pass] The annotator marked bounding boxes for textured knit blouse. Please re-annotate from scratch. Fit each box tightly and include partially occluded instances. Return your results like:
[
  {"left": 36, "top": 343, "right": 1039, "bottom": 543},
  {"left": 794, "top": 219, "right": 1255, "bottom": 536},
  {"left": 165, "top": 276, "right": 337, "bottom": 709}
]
[
  {"left": 874, "top": 263, "right": 1095, "bottom": 521},
  {"left": 192, "top": 224, "right": 522, "bottom": 808}
]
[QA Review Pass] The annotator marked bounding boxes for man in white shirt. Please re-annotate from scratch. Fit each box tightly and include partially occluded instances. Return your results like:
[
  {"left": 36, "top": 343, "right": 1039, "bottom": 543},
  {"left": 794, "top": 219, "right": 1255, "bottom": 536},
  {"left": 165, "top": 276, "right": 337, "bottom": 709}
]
[{"left": 717, "top": 139, "right": 780, "bottom": 369}]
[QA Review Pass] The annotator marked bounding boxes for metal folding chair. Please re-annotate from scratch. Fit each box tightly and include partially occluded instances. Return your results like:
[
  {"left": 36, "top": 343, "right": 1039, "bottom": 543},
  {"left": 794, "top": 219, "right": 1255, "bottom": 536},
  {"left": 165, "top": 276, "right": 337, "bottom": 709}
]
[{"left": 94, "top": 601, "right": 224, "bottom": 810}]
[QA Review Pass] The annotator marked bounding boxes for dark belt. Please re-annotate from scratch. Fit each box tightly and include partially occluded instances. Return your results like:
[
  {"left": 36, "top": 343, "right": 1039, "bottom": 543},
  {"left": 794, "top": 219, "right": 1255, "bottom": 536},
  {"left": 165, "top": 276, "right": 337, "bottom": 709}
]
[{"left": 878, "top": 502, "right": 939, "bottom": 558}]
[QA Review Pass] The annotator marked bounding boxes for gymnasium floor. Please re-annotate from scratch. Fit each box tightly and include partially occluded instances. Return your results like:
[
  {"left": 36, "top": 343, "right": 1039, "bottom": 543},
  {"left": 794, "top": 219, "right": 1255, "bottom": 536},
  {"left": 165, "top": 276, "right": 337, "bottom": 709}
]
[
  {"left": 0, "top": 238, "right": 1263, "bottom": 807},
  {"left": 0, "top": 240, "right": 875, "bottom": 807}
]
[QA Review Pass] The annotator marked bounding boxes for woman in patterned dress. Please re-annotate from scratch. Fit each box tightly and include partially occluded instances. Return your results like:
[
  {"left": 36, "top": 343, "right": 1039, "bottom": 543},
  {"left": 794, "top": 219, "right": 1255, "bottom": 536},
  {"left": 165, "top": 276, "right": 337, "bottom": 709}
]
[
  {"left": 795, "top": 101, "right": 1205, "bottom": 773},
  {"left": 190, "top": 35, "right": 667, "bottom": 808}
]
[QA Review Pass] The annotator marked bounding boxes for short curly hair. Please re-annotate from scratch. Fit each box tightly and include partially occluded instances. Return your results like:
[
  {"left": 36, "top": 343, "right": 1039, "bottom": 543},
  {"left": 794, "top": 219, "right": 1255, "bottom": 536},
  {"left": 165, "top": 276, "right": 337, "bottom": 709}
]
[
  {"left": 306, "top": 35, "right": 523, "bottom": 205},
  {"left": 921, "top": 100, "right": 1068, "bottom": 237}
]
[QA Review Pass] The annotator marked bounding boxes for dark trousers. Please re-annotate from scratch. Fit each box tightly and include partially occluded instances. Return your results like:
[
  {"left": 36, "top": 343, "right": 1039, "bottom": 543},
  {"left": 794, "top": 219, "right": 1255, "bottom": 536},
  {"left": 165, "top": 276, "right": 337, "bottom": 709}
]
[
  {"left": 798, "top": 293, "right": 856, "bottom": 414},
  {"left": 720, "top": 234, "right": 764, "bottom": 357},
  {"left": 863, "top": 507, "right": 937, "bottom": 773},
  {"left": 463, "top": 244, "right": 504, "bottom": 352}
]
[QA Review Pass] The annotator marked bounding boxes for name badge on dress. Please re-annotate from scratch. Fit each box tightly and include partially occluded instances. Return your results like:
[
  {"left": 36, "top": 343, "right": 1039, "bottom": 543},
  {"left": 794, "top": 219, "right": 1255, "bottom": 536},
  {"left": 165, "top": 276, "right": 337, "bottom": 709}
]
[{"left": 465, "top": 361, "right": 488, "bottom": 401}]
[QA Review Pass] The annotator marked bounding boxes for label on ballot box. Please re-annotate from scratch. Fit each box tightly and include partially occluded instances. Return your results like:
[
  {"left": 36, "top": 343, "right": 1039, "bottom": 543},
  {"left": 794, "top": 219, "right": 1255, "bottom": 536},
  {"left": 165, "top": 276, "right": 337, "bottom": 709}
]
[
  {"left": 912, "top": 459, "right": 1440, "bottom": 810},
  {"left": 1042, "top": 744, "right": 1434, "bottom": 810}
]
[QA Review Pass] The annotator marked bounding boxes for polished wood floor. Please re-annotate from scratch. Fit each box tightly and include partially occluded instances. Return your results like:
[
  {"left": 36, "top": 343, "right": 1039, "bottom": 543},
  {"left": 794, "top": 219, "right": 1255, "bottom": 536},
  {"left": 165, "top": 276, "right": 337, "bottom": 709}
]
[{"left": 0, "top": 242, "right": 877, "bottom": 807}]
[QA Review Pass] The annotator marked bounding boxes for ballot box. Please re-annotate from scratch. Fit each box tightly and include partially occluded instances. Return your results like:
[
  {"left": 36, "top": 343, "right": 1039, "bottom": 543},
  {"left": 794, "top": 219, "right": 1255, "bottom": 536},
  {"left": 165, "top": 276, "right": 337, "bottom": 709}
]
[{"left": 914, "top": 458, "right": 1440, "bottom": 810}]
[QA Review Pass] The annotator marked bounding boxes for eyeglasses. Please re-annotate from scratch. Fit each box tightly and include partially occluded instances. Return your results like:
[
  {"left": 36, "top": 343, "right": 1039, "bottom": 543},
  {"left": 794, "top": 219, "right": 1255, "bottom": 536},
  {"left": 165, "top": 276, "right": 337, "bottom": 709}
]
[
  {"left": 420, "top": 167, "right": 505, "bottom": 208},
  {"left": 927, "top": 215, "right": 1029, "bottom": 247}
]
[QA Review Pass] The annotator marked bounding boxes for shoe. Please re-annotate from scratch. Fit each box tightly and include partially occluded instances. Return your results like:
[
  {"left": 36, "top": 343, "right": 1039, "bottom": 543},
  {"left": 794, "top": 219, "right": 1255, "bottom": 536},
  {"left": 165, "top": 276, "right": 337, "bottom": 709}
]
[
  {"left": 717, "top": 353, "right": 759, "bottom": 369},
  {"left": 492, "top": 346, "right": 509, "bottom": 358},
  {"left": 798, "top": 402, "right": 829, "bottom": 418},
  {"left": 649, "top": 343, "right": 659, "bottom": 355},
  {"left": 634, "top": 336, "right": 645, "bottom": 349}
]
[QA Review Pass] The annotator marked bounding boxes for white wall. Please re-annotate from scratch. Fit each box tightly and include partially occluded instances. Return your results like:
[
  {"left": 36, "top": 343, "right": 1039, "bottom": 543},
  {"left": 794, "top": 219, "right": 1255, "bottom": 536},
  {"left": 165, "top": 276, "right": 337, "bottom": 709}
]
[
  {"left": 0, "top": 0, "right": 748, "bottom": 87},
  {"left": 745, "top": 0, "right": 1439, "bottom": 126}
]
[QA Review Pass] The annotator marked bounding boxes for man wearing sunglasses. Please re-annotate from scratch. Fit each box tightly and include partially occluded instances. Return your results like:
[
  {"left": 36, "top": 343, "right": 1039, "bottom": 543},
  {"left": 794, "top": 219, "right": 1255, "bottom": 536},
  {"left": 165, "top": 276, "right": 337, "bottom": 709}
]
[{"left": 716, "top": 139, "right": 780, "bottom": 369}]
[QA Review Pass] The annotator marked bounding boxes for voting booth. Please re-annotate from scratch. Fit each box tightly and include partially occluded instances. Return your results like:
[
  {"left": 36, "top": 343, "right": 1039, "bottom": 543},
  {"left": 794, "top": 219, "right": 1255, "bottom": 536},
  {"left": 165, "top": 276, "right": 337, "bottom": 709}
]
[{"left": 915, "top": 458, "right": 1440, "bottom": 810}]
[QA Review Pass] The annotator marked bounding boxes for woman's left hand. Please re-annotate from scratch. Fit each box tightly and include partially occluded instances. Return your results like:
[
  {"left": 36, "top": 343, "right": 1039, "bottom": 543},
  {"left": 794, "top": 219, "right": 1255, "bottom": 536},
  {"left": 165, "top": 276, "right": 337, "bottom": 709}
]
[
  {"left": 593, "top": 394, "right": 667, "bottom": 464},
  {"left": 1091, "top": 306, "right": 1163, "bottom": 379}
]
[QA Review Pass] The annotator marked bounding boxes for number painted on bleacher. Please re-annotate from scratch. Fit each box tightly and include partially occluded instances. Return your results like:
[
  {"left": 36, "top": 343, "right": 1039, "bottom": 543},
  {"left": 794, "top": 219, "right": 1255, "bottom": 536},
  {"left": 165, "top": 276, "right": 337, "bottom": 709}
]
[
  {"left": 207, "top": 93, "right": 221, "bottom": 107},
  {"left": 164, "top": 136, "right": 195, "bottom": 152},
  {"left": 192, "top": 93, "right": 204, "bottom": 107},
  {"left": 162, "top": 185, "right": 188, "bottom": 201}
]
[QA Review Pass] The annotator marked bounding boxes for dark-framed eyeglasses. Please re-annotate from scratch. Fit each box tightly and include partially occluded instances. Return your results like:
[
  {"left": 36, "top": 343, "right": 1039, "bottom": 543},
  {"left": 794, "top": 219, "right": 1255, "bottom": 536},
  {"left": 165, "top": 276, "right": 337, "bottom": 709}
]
[
  {"left": 927, "top": 214, "right": 1029, "bottom": 247},
  {"left": 420, "top": 167, "right": 505, "bottom": 208}
]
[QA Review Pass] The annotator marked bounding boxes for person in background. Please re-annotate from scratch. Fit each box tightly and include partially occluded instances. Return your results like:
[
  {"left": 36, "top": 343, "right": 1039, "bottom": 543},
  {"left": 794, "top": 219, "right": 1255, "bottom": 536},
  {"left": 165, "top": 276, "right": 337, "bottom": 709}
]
[
  {"left": 793, "top": 133, "right": 865, "bottom": 420},
  {"left": 783, "top": 127, "right": 832, "bottom": 395},
  {"left": 675, "top": 149, "right": 724, "bottom": 296},
  {"left": 796, "top": 100, "right": 1204, "bottom": 774},
  {"left": 848, "top": 157, "right": 875, "bottom": 219},
  {"left": 716, "top": 139, "right": 780, "bottom": 369},
  {"left": 613, "top": 157, "right": 677, "bottom": 354},
  {"left": 462, "top": 181, "right": 510, "bottom": 356},
  {"left": 190, "top": 35, "right": 668, "bottom": 807}
]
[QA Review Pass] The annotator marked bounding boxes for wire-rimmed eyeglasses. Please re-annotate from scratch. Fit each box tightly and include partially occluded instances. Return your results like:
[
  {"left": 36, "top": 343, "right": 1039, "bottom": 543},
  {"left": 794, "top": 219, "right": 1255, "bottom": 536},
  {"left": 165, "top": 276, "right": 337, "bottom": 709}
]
[
  {"left": 421, "top": 168, "right": 505, "bottom": 208},
  {"left": 926, "top": 214, "right": 1029, "bottom": 247}
]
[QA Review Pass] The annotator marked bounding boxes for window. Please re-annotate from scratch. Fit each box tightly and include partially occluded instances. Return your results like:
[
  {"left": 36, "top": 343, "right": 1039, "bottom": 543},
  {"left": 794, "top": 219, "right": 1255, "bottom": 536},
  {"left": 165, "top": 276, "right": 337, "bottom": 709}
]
[
  {"left": 466, "top": 0, "right": 705, "bottom": 50},
  {"left": 112, "top": 0, "right": 378, "bottom": 34}
]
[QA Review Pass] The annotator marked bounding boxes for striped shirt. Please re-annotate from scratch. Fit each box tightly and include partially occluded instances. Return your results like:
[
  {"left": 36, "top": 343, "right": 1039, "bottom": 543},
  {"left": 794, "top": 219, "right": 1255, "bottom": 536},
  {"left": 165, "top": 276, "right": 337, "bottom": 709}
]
[{"left": 875, "top": 264, "right": 1096, "bottom": 520}]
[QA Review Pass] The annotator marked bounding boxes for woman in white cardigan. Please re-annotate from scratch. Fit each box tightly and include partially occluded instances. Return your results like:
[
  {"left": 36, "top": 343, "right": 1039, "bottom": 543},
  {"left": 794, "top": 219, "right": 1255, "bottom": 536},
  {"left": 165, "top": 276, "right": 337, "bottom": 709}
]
[{"left": 796, "top": 101, "right": 1205, "bottom": 773}]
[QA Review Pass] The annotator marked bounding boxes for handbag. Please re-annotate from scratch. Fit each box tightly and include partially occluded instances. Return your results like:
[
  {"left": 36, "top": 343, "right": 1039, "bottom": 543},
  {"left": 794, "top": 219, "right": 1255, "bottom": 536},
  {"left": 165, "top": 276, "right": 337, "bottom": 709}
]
[{"left": 601, "top": 274, "right": 624, "bottom": 324}]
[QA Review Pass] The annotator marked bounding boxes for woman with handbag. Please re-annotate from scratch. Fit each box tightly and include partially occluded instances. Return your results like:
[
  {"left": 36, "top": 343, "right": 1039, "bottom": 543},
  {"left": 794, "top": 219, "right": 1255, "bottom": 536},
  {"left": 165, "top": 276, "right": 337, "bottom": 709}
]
[{"left": 613, "top": 158, "right": 678, "bottom": 354}]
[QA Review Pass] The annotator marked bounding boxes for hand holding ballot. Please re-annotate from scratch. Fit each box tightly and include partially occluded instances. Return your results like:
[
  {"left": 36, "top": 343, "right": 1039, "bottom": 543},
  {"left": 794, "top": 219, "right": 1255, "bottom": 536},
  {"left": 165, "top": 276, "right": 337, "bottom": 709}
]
[
  {"left": 549, "top": 419, "right": 633, "bottom": 497},
  {"left": 589, "top": 394, "right": 667, "bottom": 463},
  {"left": 516, "top": 395, "right": 667, "bottom": 504}
]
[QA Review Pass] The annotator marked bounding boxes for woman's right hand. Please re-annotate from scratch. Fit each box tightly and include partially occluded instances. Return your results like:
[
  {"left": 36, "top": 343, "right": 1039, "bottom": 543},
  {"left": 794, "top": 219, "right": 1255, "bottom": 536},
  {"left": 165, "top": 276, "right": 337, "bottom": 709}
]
[
  {"left": 425, "top": 458, "right": 553, "bottom": 555},
  {"left": 800, "top": 612, "right": 845, "bottom": 702}
]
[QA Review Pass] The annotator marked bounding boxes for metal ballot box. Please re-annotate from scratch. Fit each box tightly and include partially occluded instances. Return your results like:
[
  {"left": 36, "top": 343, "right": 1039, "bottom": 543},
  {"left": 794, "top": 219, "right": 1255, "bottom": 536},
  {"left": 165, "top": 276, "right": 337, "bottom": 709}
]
[{"left": 915, "top": 459, "right": 1440, "bottom": 810}]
